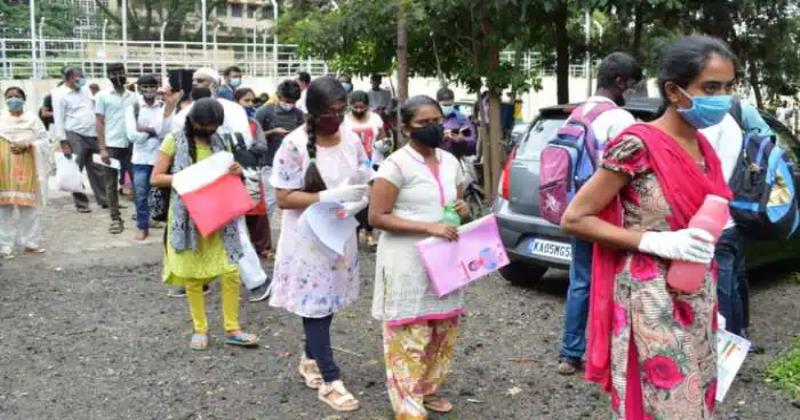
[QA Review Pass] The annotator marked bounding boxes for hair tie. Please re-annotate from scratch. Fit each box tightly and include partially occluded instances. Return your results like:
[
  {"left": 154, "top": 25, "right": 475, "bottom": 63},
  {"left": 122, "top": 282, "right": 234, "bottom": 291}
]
[{"left": 309, "top": 157, "right": 316, "bottom": 164}]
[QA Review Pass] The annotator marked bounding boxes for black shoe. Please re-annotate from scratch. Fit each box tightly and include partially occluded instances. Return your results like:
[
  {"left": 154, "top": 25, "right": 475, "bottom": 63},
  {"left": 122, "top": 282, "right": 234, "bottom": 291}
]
[
  {"left": 558, "top": 356, "right": 582, "bottom": 375},
  {"left": 248, "top": 279, "right": 272, "bottom": 303}
]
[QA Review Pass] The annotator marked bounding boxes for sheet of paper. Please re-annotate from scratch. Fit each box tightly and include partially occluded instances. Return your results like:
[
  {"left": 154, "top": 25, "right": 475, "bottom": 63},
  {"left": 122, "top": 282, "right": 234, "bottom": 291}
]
[
  {"left": 298, "top": 202, "right": 358, "bottom": 256},
  {"left": 92, "top": 154, "right": 121, "bottom": 170},
  {"left": 716, "top": 329, "right": 751, "bottom": 402}
]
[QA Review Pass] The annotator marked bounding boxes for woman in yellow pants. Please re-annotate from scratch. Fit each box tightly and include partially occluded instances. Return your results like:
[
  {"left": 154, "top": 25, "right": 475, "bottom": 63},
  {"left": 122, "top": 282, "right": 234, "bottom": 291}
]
[{"left": 151, "top": 98, "right": 258, "bottom": 350}]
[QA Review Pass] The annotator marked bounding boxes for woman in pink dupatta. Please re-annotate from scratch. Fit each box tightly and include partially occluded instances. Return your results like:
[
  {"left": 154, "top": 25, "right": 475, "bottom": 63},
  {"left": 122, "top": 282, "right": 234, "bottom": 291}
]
[{"left": 561, "top": 35, "right": 737, "bottom": 419}]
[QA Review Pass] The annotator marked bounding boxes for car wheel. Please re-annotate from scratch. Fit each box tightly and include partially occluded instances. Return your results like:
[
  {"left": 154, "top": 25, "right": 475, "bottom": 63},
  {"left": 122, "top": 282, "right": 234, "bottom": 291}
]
[{"left": 499, "top": 261, "right": 548, "bottom": 284}]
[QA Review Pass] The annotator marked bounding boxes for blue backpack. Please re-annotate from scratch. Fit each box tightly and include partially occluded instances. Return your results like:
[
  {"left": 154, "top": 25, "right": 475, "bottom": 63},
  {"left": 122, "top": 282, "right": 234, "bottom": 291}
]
[{"left": 728, "top": 98, "right": 800, "bottom": 240}]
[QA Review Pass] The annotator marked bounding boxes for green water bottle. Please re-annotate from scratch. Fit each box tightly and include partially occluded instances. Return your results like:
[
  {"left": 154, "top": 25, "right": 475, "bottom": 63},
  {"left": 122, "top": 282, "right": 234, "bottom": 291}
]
[{"left": 441, "top": 204, "right": 461, "bottom": 227}]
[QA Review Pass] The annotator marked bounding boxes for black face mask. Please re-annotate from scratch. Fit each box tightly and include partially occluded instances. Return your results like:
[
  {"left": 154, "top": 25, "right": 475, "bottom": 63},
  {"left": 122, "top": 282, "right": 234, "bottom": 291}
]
[
  {"left": 352, "top": 109, "right": 367, "bottom": 118},
  {"left": 409, "top": 123, "right": 444, "bottom": 148},
  {"left": 192, "top": 126, "right": 217, "bottom": 139},
  {"left": 110, "top": 76, "right": 126, "bottom": 88}
]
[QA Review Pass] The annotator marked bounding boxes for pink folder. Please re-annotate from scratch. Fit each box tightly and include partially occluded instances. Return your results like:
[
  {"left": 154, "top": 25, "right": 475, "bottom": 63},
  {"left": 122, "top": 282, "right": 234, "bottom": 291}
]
[
  {"left": 172, "top": 152, "right": 255, "bottom": 237},
  {"left": 415, "top": 214, "right": 510, "bottom": 297}
]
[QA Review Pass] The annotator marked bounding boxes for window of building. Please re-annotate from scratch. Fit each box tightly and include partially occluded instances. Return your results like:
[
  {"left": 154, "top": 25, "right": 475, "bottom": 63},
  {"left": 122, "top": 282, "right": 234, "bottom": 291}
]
[
  {"left": 247, "top": 5, "right": 256, "bottom": 18},
  {"left": 231, "top": 4, "right": 243, "bottom": 18}
]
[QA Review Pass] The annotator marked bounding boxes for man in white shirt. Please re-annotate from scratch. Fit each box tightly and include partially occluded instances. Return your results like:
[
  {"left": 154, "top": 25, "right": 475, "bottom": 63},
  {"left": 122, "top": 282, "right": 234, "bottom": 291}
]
[
  {"left": 56, "top": 67, "right": 108, "bottom": 213},
  {"left": 700, "top": 100, "right": 772, "bottom": 338},
  {"left": 558, "top": 52, "right": 642, "bottom": 375},
  {"left": 296, "top": 71, "right": 311, "bottom": 114},
  {"left": 126, "top": 74, "right": 180, "bottom": 241}
]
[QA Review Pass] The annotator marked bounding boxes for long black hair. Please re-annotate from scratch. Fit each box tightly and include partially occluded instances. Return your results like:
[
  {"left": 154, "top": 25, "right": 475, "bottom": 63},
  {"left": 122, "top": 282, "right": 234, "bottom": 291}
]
[
  {"left": 303, "top": 76, "right": 347, "bottom": 193},
  {"left": 4, "top": 86, "right": 26, "bottom": 100},
  {"left": 184, "top": 98, "right": 224, "bottom": 162},
  {"left": 657, "top": 35, "right": 736, "bottom": 107},
  {"left": 350, "top": 90, "right": 369, "bottom": 107}
]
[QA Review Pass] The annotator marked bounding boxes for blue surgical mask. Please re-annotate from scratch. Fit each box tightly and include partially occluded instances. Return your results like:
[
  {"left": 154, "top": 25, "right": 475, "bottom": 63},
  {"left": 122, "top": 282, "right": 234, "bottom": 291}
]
[
  {"left": 77, "top": 78, "right": 86, "bottom": 88},
  {"left": 5, "top": 97, "right": 24, "bottom": 112},
  {"left": 229, "top": 78, "right": 242, "bottom": 88},
  {"left": 245, "top": 105, "right": 256, "bottom": 119},
  {"left": 278, "top": 102, "right": 295, "bottom": 112},
  {"left": 441, "top": 105, "right": 455, "bottom": 116},
  {"left": 676, "top": 86, "right": 732, "bottom": 129},
  {"left": 341, "top": 82, "right": 353, "bottom": 93}
]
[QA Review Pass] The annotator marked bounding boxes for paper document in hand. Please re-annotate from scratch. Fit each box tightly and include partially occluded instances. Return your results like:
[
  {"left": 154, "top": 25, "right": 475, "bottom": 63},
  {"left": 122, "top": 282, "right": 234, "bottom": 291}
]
[
  {"left": 716, "top": 329, "right": 751, "bottom": 402},
  {"left": 298, "top": 202, "right": 359, "bottom": 256},
  {"left": 415, "top": 214, "right": 510, "bottom": 297},
  {"left": 92, "top": 154, "right": 121, "bottom": 170},
  {"left": 172, "top": 152, "right": 254, "bottom": 237}
]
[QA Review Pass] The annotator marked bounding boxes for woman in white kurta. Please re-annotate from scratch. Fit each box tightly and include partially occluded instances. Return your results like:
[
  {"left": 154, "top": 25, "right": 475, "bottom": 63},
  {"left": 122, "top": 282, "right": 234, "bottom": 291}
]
[
  {"left": 0, "top": 87, "right": 50, "bottom": 259},
  {"left": 269, "top": 76, "right": 368, "bottom": 413},
  {"left": 370, "top": 95, "right": 470, "bottom": 419}
]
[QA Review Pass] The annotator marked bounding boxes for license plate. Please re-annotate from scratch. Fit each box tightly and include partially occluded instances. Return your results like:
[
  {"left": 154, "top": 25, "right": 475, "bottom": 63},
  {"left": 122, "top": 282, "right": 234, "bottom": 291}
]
[{"left": 527, "top": 238, "right": 572, "bottom": 262}]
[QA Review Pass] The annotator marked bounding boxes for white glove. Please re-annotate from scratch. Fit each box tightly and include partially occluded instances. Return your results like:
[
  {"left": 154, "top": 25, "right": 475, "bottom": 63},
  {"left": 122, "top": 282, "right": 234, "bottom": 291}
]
[
  {"left": 336, "top": 197, "right": 369, "bottom": 219},
  {"left": 374, "top": 138, "right": 392, "bottom": 154},
  {"left": 319, "top": 185, "right": 368, "bottom": 203},
  {"left": 638, "top": 228, "right": 715, "bottom": 264}
]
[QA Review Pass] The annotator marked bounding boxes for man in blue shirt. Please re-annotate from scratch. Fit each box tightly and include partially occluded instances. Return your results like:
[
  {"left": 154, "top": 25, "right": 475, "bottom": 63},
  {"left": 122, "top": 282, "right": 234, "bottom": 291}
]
[
  {"left": 216, "top": 66, "right": 243, "bottom": 101},
  {"left": 436, "top": 87, "right": 477, "bottom": 158},
  {"left": 96, "top": 62, "right": 136, "bottom": 234}
]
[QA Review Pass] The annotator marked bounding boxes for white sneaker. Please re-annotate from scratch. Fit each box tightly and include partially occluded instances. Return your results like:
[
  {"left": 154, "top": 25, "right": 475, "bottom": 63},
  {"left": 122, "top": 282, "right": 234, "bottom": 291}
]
[{"left": 0, "top": 246, "right": 14, "bottom": 260}]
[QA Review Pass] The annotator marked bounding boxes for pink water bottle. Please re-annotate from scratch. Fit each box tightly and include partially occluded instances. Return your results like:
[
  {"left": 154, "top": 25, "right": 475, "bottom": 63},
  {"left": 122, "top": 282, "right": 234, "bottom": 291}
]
[{"left": 666, "top": 195, "right": 730, "bottom": 293}]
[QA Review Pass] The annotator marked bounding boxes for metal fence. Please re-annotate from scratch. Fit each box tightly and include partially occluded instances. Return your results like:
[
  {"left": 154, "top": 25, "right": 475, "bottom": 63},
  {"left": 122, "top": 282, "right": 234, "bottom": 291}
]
[{"left": 0, "top": 37, "right": 329, "bottom": 80}]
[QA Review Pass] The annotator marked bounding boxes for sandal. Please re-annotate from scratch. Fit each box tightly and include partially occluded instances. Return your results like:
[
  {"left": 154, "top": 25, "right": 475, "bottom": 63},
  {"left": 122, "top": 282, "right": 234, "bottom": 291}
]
[
  {"left": 424, "top": 395, "right": 454, "bottom": 413},
  {"left": 318, "top": 380, "right": 360, "bottom": 412},
  {"left": 298, "top": 354, "right": 324, "bottom": 389},
  {"left": 225, "top": 331, "right": 259, "bottom": 347},
  {"left": 190, "top": 333, "right": 208, "bottom": 351},
  {"left": 24, "top": 246, "right": 46, "bottom": 254},
  {"left": 77, "top": 207, "right": 92, "bottom": 214},
  {"left": 109, "top": 220, "right": 124, "bottom": 235}
]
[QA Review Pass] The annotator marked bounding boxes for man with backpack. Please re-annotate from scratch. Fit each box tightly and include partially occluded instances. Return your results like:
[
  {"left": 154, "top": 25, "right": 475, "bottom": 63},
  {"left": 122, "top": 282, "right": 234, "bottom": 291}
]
[
  {"left": 701, "top": 98, "right": 778, "bottom": 339},
  {"left": 557, "top": 52, "right": 643, "bottom": 375}
]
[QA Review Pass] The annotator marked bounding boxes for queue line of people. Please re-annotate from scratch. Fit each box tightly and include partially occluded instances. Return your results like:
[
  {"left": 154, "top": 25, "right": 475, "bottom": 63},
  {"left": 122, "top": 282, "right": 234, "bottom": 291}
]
[{"left": 0, "top": 34, "right": 768, "bottom": 419}]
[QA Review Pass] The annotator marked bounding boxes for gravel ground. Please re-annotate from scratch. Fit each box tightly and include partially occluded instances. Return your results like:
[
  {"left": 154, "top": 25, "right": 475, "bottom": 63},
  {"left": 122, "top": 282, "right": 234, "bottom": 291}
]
[{"left": 1, "top": 197, "right": 799, "bottom": 420}]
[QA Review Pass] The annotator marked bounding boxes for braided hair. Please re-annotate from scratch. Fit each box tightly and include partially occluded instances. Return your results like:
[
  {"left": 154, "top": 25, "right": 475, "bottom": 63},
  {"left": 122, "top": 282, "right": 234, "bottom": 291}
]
[
  {"left": 184, "top": 98, "right": 224, "bottom": 163},
  {"left": 303, "top": 76, "right": 347, "bottom": 193}
]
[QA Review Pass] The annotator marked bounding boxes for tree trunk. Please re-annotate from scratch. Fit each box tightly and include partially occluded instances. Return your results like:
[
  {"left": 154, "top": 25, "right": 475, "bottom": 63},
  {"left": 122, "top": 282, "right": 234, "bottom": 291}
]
[
  {"left": 632, "top": 0, "right": 644, "bottom": 57},
  {"left": 484, "top": 43, "right": 503, "bottom": 201},
  {"left": 748, "top": 59, "right": 763, "bottom": 108},
  {"left": 396, "top": 0, "right": 409, "bottom": 102},
  {"left": 554, "top": 2, "right": 570, "bottom": 104}
]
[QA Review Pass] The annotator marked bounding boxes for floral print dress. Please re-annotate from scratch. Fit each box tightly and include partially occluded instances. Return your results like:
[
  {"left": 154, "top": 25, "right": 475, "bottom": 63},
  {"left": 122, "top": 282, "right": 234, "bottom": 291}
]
[
  {"left": 602, "top": 134, "right": 717, "bottom": 419},
  {"left": 268, "top": 126, "right": 367, "bottom": 318}
]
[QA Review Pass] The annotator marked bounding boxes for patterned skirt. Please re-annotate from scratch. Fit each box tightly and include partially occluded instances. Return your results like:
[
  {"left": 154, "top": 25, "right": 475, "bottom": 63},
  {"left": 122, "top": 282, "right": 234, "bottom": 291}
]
[{"left": 0, "top": 141, "right": 38, "bottom": 207}]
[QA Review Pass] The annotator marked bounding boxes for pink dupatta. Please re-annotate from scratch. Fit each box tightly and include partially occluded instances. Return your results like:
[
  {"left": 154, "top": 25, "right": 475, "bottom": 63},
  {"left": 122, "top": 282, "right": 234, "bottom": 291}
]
[{"left": 585, "top": 123, "right": 731, "bottom": 413}]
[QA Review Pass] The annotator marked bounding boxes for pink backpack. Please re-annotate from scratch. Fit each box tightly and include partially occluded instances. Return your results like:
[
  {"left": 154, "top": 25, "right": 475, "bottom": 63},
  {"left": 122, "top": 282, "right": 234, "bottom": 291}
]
[{"left": 538, "top": 102, "right": 617, "bottom": 225}]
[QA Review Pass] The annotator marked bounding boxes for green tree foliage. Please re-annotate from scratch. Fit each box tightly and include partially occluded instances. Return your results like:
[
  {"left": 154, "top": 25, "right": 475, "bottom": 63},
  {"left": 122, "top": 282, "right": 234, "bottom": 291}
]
[
  {"left": 0, "top": 0, "right": 84, "bottom": 39},
  {"left": 94, "top": 0, "right": 226, "bottom": 41}
]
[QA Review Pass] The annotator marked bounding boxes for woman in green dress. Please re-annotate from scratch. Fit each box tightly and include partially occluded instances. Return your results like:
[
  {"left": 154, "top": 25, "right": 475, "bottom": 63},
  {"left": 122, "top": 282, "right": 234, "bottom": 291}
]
[{"left": 151, "top": 98, "right": 258, "bottom": 350}]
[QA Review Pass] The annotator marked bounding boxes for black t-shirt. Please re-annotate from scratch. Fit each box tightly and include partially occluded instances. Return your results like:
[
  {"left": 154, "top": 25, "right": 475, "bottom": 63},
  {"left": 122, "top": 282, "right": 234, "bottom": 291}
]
[{"left": 255, "top": 103, "right": 305, "bottom": 166}]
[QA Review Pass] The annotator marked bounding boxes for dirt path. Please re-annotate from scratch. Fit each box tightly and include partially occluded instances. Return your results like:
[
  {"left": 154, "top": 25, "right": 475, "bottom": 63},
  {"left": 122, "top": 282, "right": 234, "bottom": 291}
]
[{"left": 1, "top": 198, "right": 798, "bottom": 419}]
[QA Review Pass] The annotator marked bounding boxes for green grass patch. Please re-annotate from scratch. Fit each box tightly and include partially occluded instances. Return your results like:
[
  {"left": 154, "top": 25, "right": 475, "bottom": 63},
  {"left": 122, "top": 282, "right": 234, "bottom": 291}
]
[{"left": 765, "top": 336, "right": 800, "bottom": 399}]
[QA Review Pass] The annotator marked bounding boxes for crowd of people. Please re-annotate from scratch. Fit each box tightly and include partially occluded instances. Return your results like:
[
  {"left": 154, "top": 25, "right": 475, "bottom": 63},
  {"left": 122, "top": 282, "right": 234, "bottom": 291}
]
[{"left": 0, "top": 33, "right": 781, "bottom": 419}]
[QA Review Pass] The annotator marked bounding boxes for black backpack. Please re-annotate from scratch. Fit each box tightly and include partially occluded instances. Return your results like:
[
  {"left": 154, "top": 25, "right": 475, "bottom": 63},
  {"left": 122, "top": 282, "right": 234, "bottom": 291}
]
[
  {"left": 224, "top": 132, "right": 267, "bottom": 169},
  {"left": 727, "top": 98, "right": 800, "bottom": 240}
]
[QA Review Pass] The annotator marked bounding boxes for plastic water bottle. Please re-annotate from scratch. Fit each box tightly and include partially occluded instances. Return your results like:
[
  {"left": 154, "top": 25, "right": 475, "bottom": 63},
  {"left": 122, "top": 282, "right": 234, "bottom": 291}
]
[
  {"left": 441, "top": 204, "right": 461, "bottom": 227},
  {"left": 349, "top": 159, "right": 373, "bottom": 185},
  {"left": 666, "top": 195, "right": 730, "bottom": 293}
]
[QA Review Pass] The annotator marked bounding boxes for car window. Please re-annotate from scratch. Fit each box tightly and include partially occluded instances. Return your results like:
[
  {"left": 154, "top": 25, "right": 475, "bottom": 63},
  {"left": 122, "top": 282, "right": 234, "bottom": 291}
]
[{"left": 517, "top": 117, "right": 566, "bottom": 160}]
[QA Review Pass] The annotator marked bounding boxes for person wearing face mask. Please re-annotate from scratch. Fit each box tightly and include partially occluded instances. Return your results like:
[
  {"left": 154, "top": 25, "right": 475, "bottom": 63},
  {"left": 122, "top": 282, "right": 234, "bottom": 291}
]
[
  {"left": 343, "top": 90, "right": 389, "bottom": 248},
  {"left": 269, "top": 76, "right": 368, "bottom": 413},
  {"left": 560, "top": 35, "right": 736, "bottom": 418},
  {"left": 217, "top": 66, "right": 243, "bottom": 101},
  {"left": 95, "top": 62, "right": 137, "bottom": 234},
  {"left": 234, "top": 87, "right": 258, "bottom": 119},
  {"left": 338, "top": 73, "right": 353, "bottom": 96},
  {"left": 0, "top": 87, "right": 50, "bottom": 259},
  {"left": 56, "top": 67, "right": 108, "bottom": 213},
  {"left": 369, "top": 95, "right": 471, "bottom": 419},
  {"left": 151, "top": 98, "right": 259, "bottom": 351},
  {"left": 556, "top": 52, "right": 643, "bottom": 376},
  {"left": 125, "top": 74, "right": 181, "bottom": 241},
  {"left": 436, "top": 87, "right": 477, "bottom": 158},
  {"left": 255, "top": 80, "right": 305, "bottom": 215}
]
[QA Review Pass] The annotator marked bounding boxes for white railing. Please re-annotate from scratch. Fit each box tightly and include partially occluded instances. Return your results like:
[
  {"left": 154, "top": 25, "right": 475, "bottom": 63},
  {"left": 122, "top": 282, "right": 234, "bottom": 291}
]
[{"left": 0, "top": 37, "right": 329, "bottom": 80}]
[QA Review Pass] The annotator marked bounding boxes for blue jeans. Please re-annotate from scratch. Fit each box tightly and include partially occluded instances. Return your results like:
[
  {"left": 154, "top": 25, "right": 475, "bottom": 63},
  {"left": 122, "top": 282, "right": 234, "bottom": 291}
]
[
  {"left": 133, "top": 164, "right": 153, "bottom": 231},
  {"left": 715, "top": 227, "right": 747, "bottom": 336},
  {"left": 560, "top": 237, "right": 593, "bottom": 359}
]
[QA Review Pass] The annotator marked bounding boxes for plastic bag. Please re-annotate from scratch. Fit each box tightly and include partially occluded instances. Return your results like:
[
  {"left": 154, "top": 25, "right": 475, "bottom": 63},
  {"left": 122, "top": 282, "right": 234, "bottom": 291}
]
[{"left": 55, "top": 153, "right": 84, "bottom": 193}]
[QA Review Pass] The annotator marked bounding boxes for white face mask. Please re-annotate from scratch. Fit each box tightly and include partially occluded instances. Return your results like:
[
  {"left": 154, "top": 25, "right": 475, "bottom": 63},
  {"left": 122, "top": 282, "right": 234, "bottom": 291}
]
[{"left": 279, "top": 103, "right": 295, "bottom": 111}]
